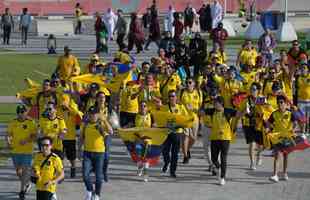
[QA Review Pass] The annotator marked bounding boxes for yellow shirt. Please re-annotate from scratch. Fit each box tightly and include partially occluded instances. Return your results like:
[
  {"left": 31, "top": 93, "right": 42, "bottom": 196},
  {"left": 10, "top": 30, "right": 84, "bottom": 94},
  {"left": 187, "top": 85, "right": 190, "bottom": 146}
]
[
  {"left": 297, "top": 74, "right": 310, "bottom": 101},
  {"left": 207, "top": 51, "right": 227, "bottom": 64},
  {"left": 240, "top": 71, "right": 258, "bottom": 93},
  {"left": 239, "top": 48, "right": 258, "bottom": 66},
  {"left": 202, "top": 98, "right": 214, "bottom": 127},
  {"left": 120, "top": 85, "right": 139, "bottom": 113},
  {"left": 57, "top": 55, "right": 80, "bottom": 81},
  {"left": 220, "top": 79, "right": 243, "bottom": 108},
  {"left": 205, "top": 109, "right": 236, "bottom": 141},
  {"left": 180, "top": 89, "right": 203, "bottom": 114},
  {"left": 135, "top": 113, "right": 152, "bottom": 128},
  {"left": 268, "top": 110, "right": 294, "bottom": 135},
  {"left": 39, "top": 117, "right": 67, "bottom": 151},
  {"left": 75, "top": 8, "right": 82, "bottom": 20},
  {"left": 138, "top": 86, "right": 161, "bottom": 111},
  {"left": 82, "top": 122, "right": 106, "bottom": 153},
  {"left": 162, "top": 103, "right": 188, "bottom": 133},
  {"left": 7, "top": 119, "right": 36, "bottom": 154},
  {"left": 160, "top": 73, "right": 181, "bottom": 103},
  {"left": 33, "top": 153, "right": 63, "bottom": 193}
]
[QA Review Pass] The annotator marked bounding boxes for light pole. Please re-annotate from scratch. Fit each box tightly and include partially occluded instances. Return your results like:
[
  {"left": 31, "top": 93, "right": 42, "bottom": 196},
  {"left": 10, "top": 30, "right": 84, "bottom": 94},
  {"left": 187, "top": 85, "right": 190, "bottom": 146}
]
[
  {"left": 284, "top": 0, "right": 288, "bottom": 22},
  {"left": 276, "top": 0, "right": 297, "bottom": 42}
]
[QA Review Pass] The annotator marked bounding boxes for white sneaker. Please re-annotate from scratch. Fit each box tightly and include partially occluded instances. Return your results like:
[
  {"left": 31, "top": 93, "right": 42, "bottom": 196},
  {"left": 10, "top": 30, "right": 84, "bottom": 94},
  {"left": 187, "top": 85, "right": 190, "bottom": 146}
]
[
  {"left": 256, "top": 158, "right": 263, "bottom": 166},
  {"left": 25, "top": 183, "right": 32, "bottom": 194},
  {"left": 282, "top": 173, "right": 289, "bottom": 181},
  {"left": 269, "top": 175, "right": 279, "bottom": 183},
  {"left": 219, "top": 178, "right": 226, "bottom": 186},
  {"left": 93, "top": 194, "right": 100, "bottom": 200},
  {"left": 85, "top": 191, "right": 92, "bottom": 200},
  {"left": 250, "top": 163, "right": 256, "bottom": 170},
  {"left": 143, "top": 176, "right": 149, "bottom": 182},
  {"left": 137, "top": 168, "right": 143, "bottom": 177}
]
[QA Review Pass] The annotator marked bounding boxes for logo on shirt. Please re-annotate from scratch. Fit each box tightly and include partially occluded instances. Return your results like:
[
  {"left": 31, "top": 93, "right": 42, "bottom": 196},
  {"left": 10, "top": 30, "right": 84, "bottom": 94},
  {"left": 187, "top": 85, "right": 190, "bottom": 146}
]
[
  {"left": 283, "top": 114, "right": 289, "bottom": 119},
  {"left": 53, "top": 124, "right": 58, "bottom": 129},
  {"left": 22, "top": 125, "right": 27, "bottom": 129}
]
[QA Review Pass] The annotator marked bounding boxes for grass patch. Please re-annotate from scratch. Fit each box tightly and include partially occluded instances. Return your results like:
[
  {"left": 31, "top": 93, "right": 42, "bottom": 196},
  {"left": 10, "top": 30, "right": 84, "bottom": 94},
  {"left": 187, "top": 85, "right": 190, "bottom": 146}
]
[
  {"left": 0, "top": 103, "right": 16, "bottom": 123},
  {"left": 0, "top": 54, "right": 87, "bottom": 96}
]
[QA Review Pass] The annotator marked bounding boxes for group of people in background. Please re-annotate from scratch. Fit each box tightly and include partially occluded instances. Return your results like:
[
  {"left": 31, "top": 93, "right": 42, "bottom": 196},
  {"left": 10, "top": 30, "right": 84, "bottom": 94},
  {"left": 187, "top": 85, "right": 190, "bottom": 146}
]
[{"left": 3, "top": 1, "right": 310, "bottom": 200}]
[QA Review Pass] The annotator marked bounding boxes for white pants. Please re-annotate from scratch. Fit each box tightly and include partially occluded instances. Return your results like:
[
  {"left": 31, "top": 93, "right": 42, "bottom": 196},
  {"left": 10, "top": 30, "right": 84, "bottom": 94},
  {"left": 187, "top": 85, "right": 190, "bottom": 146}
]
[{"left": 201, "top": 124, "right": 212, "bottom": 165}]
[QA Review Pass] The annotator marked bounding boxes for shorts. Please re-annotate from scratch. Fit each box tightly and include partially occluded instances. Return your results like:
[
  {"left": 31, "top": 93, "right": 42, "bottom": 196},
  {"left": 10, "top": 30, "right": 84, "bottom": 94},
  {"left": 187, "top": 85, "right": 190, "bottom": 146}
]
[
  {"left": 243, "top": 126, "right": 263, "bottom": 145},
  {"left": 52, "top": 149, "right": 64, "bottom": 160},
  {"left": 63, "top": 140, "right": 77, "bottom": 161},
  {"left": 183, "top": 120, "right": 199, "bottom": 140},
  {"left": 120, "top": 112, "right": 136, "bottom": 127},
  {"left": 12, "top": 154, "right": 32, "bottom": 167},
  {"left": 36, "top": 190, "right": 56, "bottom": 200}
]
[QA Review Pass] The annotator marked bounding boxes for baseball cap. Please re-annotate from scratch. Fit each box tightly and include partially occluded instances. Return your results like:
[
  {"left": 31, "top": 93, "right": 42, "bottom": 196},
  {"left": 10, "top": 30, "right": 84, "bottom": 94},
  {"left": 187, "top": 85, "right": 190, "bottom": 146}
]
[{"left": 64, "top": 46, "right": 72, "bottom": 52}]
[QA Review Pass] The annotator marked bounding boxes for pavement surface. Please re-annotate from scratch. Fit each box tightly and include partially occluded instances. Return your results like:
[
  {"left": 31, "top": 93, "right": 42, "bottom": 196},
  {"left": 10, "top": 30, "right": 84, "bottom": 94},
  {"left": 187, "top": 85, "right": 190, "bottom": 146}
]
[
  {"left": 1, "top": 36, "right": 310, "bottom": 200},
  {"left": 0, "top": 135, "right": 310, "bottom": 200}
]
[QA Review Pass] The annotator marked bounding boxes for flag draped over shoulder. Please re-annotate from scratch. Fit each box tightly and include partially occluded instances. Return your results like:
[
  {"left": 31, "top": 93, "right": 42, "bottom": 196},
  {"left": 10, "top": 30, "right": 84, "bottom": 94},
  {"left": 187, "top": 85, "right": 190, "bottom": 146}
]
[
  {"left": 151, "top": 110, "right": 196, "bottom": 128},
  {"left": 118, "top": 128, "right": 169, "bottom": 166}
]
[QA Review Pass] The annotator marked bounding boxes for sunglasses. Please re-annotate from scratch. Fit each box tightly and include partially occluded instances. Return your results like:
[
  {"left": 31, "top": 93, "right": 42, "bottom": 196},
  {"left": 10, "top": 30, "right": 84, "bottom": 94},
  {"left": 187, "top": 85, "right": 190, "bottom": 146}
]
[
  {"left": 278, "top": 101, "right": 285, "bottom": 104},
  {"left": 41, "top": 143, "right": 50, "bottom": 147},
  {"left": 293, "top": 43, "right": 299, "bottom": 46},
  {"left": 169, "top": 95, "right": 176, "bottom": 98},
  {"left": 186, "top": 81, "right": 193, "bottom": 84}
]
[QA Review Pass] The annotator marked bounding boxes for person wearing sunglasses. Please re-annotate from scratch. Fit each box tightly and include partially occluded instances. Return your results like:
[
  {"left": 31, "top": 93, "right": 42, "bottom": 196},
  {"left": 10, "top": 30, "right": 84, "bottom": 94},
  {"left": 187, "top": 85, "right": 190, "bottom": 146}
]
[
  {"left": 7, "top": 105, "right": 36, "bottom": 200},
  {"left": 36, "top": 79, "right": 58, "bottom": 118},
  {"left": 38, "top": 102, "right": 67, "bottom": 159},
  {"left": 80, "top": 106, "right": 112, "bottom": 200},
  {"left": 32, "top": 136, "right": 64, "bottom": 200},
  {"left": 161, "top": 90, "right": 188, "bottom": 178},
  {"left": 266, "top": 95, "right": 303, "bottom": 183},
  {"left": 180, "top": 78, "right": 202, "bottom": 164},
  {"left": 287, "top": 40, "right": 308, "bottom": 68}
]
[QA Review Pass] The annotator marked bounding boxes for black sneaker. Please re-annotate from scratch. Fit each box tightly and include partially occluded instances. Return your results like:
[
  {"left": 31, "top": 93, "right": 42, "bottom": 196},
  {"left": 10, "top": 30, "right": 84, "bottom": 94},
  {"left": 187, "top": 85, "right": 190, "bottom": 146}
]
[
  {"left": 187, "top": 151, "right": 191, "bottom": 159},
  {"left": 70, "top": 167, "right": 76, "bottom": 178},
  {"left": 19, "top": 191, "right": 25, "bottom": 200},
  {"left": 182, "top": 157, "right": 189, "bottom": 164},
  {"left": 103, "top": 173, "right": 109, "bottom": 183},
  {"left": 170, "top": 173, "right": 177, "bottom": 178},
  {"left": 162, "top": 163, "right": 169, "bottom": 173}
]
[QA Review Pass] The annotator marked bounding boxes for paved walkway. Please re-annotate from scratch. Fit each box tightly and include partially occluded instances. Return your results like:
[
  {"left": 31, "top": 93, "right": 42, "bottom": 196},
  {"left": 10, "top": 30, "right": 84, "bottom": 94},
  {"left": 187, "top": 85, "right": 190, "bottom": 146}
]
[{"left": 0, "top": 136, "right": 309, "bottom": 200}]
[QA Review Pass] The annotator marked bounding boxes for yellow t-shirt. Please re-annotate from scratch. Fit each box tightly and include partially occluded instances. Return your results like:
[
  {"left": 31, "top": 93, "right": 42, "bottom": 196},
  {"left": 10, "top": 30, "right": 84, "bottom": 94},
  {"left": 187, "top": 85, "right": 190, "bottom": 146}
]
[
  {"left": 39, "top": 117, "right": 67, "bottom": 151},
  {"left": 180, "top": 89, "right": 203, "bottom": 114},
  {"left": 297, "top": 74, "right": 310, "bottom": 101},
  {"left": 135, "top": 113, "right": 152, "bottom": 128},
  {"left": 160, "top": 73, "right": 181, "bottom": 103},
  {"left": 138, "top": 86, "right": 161, "bottom": 111},
  {"left": 239, "top": 48, "right": 258, "bottom": 66},
  {"left": 33, "top": 153, "right": 63, "bottom": 193},
  {"left": 57, "top": 55, "right": 80, "bottom": 81},
  {"left": 268, "top": 110, "right": 294, "bottom": 135},
  {"left": 220, "top": 79, "right": 242, "bottom": 108},
  {"left": 7, "top": 119, "right": 36, "bottom": 154},
  {"left": 82, "top": 122, "right": 106, "bottom": 153},
  {"left": 240, "top": 71, "right": 258, "bottom": 93},
  {"left": 205, "top": 109, "right": 236, "bottom": 141},
  {"left": 162, "top": 103, "right": 188, "bottom": 133},
  {"left": 75, "top": 8, "right": 82, "bottom": 20},
  {"left": 207, "top": 51, "right": 227, "bottom": 64},
  {"left": 120, "top": 85, "right": 139, "bottom": 113}
]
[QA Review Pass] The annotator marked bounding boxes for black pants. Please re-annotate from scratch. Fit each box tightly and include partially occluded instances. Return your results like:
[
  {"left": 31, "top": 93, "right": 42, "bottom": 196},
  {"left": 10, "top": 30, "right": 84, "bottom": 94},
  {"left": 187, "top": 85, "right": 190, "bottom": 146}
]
[
  {"left": 75, "top": 20, "right": 82, "bottom": 34},
  {"left": 144, "top": 38, "right": 160, "bottom": 49},
  {"left": 36, "top": 190, "right": 53, "bottom": 200},
  {"left": 120, "top": 112, "right": 136, "bottom": 127},
  {"left": 211, "top": 140, "right": 230, "bottom": 178},
  {"left": 128, "top": 37, "right": 143, "bottom": 53},
  {"left": 162, "top": 132, "right": 181, "bottom": 174},
  {"left": 21, "top": 26, "right": 28, "bottom": 44},
  {"left": 116, "top": 33, "right": 126, "bottom": 50},
  {"left": 3, "top": 25, "right": 11, "bottom": 44}
]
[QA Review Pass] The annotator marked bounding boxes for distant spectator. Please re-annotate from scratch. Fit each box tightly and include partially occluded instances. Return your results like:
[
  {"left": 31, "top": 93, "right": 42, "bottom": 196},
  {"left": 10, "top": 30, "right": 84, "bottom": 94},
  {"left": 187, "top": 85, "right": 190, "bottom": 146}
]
[
  {"left": 210, "top": 22, "right": 228, "bottom": 52},
  {"left": 1, "top": 8, "right": 14, "bottom": 45},
  {"left": 211, "top": 0, "right": 223, "bottom": 29},
  {"left": 128, "top": 13, "right": 144, "bottom": 54},
  {"left": 19, "top": 8, "right": 31, "bottom": 45},
  {"left": 74, "top": 3, "right": 83, "bottom": 34},
  {"left": 103, "top": 8, "right": 117, "bottom": 41},
  {"left": 165, "top": 5, "right": 175, "bottom": 37},
  {"left": 114, "top": 9, "right": 128, "bottom": 50},
  {"left": 145, "top": 13, "right": 161, "bottom": 50},
  {"left": 184, "top": 3, "right": 196, "bottom": 34},
  {"left": 258, "top": 28, "right": 277, "bottom": 67}
]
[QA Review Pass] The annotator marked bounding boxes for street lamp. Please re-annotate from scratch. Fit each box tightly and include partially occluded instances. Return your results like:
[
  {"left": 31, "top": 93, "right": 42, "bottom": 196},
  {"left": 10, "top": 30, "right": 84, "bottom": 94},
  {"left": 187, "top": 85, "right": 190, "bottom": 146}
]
[
  {"left": 47, "top": 34, "right": 57, "bottom": 54},
  {"left": 276, "top": 0, "right": 297, "bottom": 42}
]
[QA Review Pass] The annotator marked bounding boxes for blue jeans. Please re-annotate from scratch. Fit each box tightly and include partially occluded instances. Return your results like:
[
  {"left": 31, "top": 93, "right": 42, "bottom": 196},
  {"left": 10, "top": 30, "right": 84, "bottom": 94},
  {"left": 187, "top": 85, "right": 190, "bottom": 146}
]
[
  {"left": 83, "top": 151, "right": 104, "bottom": 196},
  {"left": 103, "top": 136, "right": 111, "bottom": 178}
]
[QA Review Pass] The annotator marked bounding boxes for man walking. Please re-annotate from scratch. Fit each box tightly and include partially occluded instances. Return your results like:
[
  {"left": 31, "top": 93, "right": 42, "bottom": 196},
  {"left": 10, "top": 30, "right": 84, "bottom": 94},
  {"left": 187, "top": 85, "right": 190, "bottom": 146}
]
[
  {"left": 19, "top": 8, "right": 31, "bottom": 45},
  {"left": 211, "top": 0, "right": 223, "bottom": 29},
  {"left": 7, "top": 105, "right": 36, "bottom": 200},
  {"left": 32, "top": 136, "right": 64, "bottom": 200},
  {"left": 1, "top": 8, "right": 14, "bottom": 45},
  {"left": 114, "top": 9, "right": 127, "bottom": 50}
]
